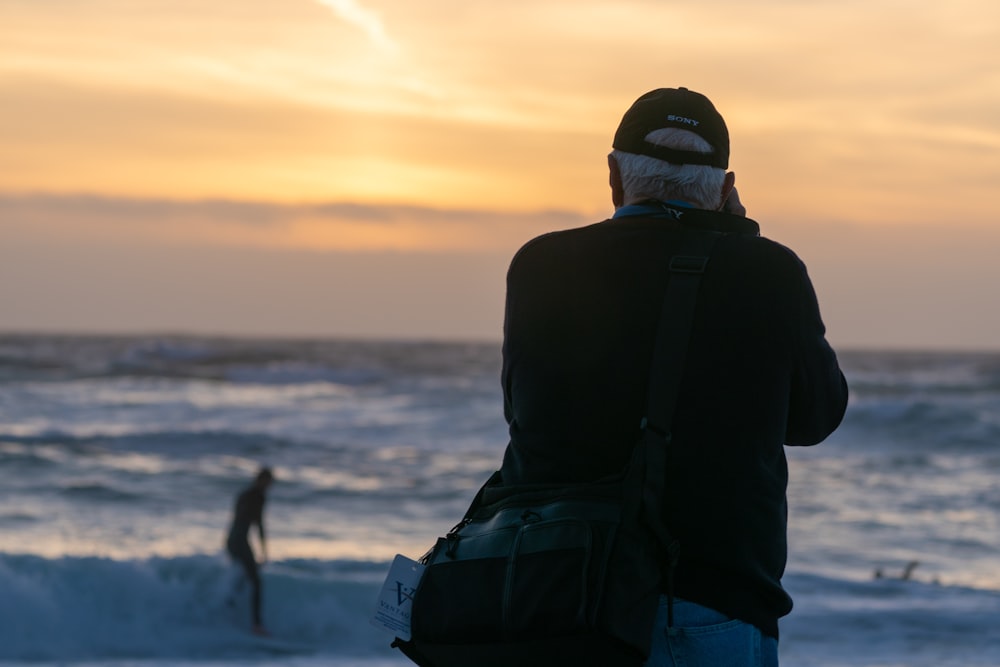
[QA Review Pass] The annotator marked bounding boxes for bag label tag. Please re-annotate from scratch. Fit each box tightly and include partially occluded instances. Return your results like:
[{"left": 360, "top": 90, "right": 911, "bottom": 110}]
[{"left": 370, "top": 554, "right": 425, "bottom": 640}]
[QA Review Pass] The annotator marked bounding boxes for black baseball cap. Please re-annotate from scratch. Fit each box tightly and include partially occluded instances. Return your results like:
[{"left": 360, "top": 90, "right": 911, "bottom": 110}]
[{"left": 612, "top": 87, "right": 729, "bottom": 169}]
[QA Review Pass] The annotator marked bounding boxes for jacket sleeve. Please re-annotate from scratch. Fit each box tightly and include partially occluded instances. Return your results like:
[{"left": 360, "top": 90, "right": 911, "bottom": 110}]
[{"left": 785, "top": 260, "right": 849, "bottom": 446}]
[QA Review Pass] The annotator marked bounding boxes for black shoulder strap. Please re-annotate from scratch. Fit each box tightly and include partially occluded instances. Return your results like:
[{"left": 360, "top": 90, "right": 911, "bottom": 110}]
[
  {"left": 635, "top": 229, "right": 721, "bottom": 624},
  {"left": 644, "top": 229, "right": 721, "bottom": 434}
]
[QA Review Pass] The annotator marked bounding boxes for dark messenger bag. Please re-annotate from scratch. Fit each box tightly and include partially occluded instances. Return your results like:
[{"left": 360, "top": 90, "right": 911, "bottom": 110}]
[{"left": 393, "top": 231, "right": 721, "bottom": 667}]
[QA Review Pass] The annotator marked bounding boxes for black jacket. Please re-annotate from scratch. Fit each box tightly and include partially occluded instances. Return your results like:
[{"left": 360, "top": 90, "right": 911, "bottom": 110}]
[{"left": 499, "top": 205, "right": 848, "bottom": 638}]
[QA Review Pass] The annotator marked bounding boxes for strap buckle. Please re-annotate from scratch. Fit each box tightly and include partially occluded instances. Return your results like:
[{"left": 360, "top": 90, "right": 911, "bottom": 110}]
[
  {"left": 639, "top": 416, "right": 672, "bottom": 441},
  {"left": 669, "top": 255, "right": 709, "bottom": 274}
]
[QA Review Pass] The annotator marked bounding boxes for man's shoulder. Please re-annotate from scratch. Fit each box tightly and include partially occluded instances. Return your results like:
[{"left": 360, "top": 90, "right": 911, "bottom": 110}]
[
  {"left": 516, "top": 219, "right": 611, "bottom": 250},
  {"left": 738, "top": 233, "right": 808, "bottom": 272},
  {"left": 505, "top": 219, "right": 609, "bottom": 272}
]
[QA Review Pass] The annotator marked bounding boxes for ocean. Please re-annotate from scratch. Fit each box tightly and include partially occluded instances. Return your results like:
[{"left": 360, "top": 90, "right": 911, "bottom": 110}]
[{"left": 1, "top": 334, "right": 998, "bottom": 667}]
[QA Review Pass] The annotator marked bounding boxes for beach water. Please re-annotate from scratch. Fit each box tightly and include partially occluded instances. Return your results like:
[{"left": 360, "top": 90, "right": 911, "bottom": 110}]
[{"left": 1, "top": 335, "right": 998, "bottom": 666}]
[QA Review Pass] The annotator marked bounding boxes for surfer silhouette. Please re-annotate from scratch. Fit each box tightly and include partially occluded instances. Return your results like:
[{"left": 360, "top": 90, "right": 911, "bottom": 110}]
[
  {"left": 226, "top": 467, "right": 274, "bottom": 636},
  {"left": 874, "top": 560, "right": 921, "bottom": 581}
]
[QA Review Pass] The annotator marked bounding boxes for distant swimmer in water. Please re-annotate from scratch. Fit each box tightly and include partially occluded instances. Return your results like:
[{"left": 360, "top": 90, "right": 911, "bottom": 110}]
[
  {"left": 226, "top": 467, "right": 274, "bottom": 636},
  {"left": 874, "top": 560, "right": 920, "bottom": 581}
]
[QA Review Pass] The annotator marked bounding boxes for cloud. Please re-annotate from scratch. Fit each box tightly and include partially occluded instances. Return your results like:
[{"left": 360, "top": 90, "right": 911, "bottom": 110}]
[
  {"left": 0, "top": 193, "right": 590, "bottom": 253},
  {"left": 5, "top": 193, "right": 1000, "bottom": 349},
  {"left": 313, "top": 0, "right": 398, "bottom": 53}
]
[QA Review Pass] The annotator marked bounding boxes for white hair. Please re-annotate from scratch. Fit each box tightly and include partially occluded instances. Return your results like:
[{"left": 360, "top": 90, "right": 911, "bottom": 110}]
[{"left": 611, "top": 128, "right": 726, "bottom": 210}]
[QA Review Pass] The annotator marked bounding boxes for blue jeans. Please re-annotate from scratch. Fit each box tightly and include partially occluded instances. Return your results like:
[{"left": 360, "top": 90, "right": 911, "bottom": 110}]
[{"left": 644, "top": 596, "right": 778, "bottom": 667}]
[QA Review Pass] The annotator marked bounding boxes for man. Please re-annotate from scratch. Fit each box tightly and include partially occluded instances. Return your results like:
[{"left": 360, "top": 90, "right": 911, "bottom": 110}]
[
  {"left": 227, "top": 466, "right": 274, "bottom": 636},
  {"left": 498, "top": 88, "right": 848, "bottom": 666}
]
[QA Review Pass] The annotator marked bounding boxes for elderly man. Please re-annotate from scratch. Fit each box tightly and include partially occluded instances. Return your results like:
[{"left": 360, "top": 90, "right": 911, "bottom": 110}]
[{"left": 498, "top": 87, "right": 848, "bottom": 666}]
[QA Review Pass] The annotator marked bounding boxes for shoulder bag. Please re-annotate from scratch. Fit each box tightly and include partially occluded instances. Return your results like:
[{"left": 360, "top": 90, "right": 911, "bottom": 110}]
[{"left": 392, "top": 230, "right": 721, "bottom": 667}]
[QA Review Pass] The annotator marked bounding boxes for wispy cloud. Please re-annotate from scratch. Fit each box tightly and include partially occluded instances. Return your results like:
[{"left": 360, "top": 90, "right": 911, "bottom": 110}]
[
  {"left": 313, "top": 0, "right": 398, "bottom": 53},
  {"left": 0, "top": 194, "right": 589, "bottom": 253}
]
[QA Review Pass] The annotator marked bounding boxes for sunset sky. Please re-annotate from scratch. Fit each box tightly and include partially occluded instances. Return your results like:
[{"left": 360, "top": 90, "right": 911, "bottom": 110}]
[{"left": 2, "top": 0, "right": 999, "bottom": 349}]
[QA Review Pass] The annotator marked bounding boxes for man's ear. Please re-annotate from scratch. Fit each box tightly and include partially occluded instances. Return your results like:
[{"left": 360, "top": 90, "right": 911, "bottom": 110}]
[{"left": 608, "top": 154, "right": 624, "bottom": 208}]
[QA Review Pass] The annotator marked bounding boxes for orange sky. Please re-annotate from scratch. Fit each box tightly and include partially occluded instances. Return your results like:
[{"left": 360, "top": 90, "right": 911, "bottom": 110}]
[{"left": 2, "top": 0, "right": 999, "bottom": 348}]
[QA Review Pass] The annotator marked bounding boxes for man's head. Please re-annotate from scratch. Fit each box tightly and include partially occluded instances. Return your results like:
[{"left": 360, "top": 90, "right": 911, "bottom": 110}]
[
  {"left": 255, "top": 467, "right": 274, "bottom": 489},
  {"left": 609, "top": 87, "right": 735, "bottom": 211}
]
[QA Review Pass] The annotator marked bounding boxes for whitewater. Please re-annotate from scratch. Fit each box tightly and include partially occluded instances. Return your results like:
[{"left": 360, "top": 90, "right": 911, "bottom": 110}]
[{"left": 1, "top": 335, "right": 998, "bottom": 666}]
